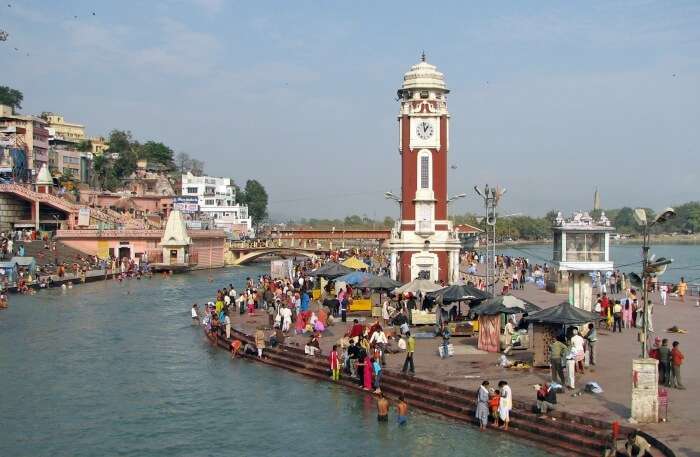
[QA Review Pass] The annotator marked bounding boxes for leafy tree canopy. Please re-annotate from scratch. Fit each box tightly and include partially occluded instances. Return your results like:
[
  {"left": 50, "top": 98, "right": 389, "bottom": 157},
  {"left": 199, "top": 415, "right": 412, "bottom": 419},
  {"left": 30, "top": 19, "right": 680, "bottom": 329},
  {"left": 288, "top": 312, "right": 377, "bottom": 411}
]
[{"left": 0, "top": 86, "right": 23, "bottom": 112}]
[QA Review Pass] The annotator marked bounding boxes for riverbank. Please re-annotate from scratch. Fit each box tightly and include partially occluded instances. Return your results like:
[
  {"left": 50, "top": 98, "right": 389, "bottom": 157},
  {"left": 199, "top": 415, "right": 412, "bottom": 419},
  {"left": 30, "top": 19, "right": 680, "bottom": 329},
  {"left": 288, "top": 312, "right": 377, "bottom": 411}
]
[
  {"left": 217, "top": 278, "right": 693, "bottom": 456},
  {"left": 0, "top": 267, "right": 555, "bottom": 457}
]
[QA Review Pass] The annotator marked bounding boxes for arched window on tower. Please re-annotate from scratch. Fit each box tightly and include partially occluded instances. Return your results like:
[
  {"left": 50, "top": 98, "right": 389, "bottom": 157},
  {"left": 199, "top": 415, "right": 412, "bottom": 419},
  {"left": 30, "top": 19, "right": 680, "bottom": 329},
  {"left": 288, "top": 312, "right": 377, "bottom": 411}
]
[{"left": 420, "top": 155, "right": 430, "bottom": 189}]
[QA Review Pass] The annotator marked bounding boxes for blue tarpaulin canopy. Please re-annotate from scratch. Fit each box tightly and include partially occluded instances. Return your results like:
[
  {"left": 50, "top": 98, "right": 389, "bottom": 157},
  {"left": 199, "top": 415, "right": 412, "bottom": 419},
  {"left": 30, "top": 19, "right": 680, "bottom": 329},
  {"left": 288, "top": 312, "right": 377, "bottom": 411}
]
[
  {"left": 336, "top": 271, "right": 371, "bottom": 285},
  {"left": 11, "top": 256, "right": 37, "bottom": 274},
  {"left": 0, "top": 260, "right": 19, "bottom": 283}
]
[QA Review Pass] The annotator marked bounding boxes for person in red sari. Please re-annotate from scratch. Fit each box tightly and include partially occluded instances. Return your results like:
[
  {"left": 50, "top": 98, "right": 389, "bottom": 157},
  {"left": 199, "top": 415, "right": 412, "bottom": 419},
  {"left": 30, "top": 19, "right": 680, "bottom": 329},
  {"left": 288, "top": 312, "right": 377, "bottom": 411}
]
[{"left": 363, "top": 353, "right": 373, "bottom": 391}]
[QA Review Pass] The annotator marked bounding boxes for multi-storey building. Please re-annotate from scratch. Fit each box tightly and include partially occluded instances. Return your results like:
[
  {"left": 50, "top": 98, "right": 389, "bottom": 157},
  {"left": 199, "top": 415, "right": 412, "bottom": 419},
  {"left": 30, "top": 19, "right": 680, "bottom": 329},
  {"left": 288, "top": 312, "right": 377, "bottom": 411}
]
[
  {"left": 0, "top": 104, "right": 49, "bottom": 173},
  {"left": 41, "top": 113, "right": 86, "bottom": 141},
  {"left": 181, "top": 172, "right": 252, "bottom": 235}
]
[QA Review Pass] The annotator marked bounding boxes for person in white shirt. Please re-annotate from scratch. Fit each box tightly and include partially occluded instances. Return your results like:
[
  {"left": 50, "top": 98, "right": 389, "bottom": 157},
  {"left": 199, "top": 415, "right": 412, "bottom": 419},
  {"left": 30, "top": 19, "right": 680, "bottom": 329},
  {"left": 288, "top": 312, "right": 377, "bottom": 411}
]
[
  {"left": 659, "top": 284, "right": 668, "bottom": 306},
  {"left": 381, "top": 300, "right": 392, "bottom": 326},
  {"left": 224, "top": 313, "right": 231, "bottom": 339},
  {"left": 570, "top": 328, "right": 586, "bottom": 373},
  {"left": 191, "top": 304, "right": 199, "bottom": 322},
  {"left": 369, "top": 326, "right": 388, "bottom": 365},
  {"left": 279, "top": 305, "right": 292, "bottom": 333}
]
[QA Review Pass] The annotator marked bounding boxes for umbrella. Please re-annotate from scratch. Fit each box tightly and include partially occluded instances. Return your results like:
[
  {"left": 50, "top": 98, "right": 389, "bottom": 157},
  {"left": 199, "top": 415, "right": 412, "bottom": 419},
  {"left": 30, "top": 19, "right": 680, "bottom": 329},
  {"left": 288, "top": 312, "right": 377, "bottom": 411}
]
[
  {"left": 428, "top": 284, "right": 491, "bottom": 303},
  {"left": 359, "top": 274, "right": 402, "bottom": 290},
  {"left": 470, "top": 295, "right": 541, "bottom": 316},
  {"left": 335, "top": 271, "right": 371, "bottom": 285},
  {"left": 393, "top": 279, "right": 442, "bottom": 295},
  {"left": 524, "top": 302, "right": 600, "bottom": 325},
  {"left": 307, "top": 262, "right": 353, "bottom": 279},
  {"left": 341, "top": 256, "right": 369, "bottom": 270}
]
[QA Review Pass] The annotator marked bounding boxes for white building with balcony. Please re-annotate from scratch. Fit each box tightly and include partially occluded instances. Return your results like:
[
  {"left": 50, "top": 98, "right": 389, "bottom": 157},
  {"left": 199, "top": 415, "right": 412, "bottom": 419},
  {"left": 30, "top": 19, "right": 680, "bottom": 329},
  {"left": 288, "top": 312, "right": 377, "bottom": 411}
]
[
  {"left": 548, "top": 211, "right": 615, "bottom": 311},
  {"left": 181, "top": 172, "right": 252, "bottom": 236}
]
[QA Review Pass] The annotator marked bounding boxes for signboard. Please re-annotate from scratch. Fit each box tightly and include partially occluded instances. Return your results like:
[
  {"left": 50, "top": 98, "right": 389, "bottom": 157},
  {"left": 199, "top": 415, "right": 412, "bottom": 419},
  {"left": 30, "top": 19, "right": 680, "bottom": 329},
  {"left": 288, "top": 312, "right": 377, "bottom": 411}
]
[
  {"left": 173, "top": 196, "right": 199, "bottom": 213},
  {"left": 271, "top": 259, "right": 293, "bottom": 280},
  {"left": 186, "top": 220, "right": 202, "bottom": 230},
  {"left": 78, "top": 207, "right": 91, "bottom": 226}
]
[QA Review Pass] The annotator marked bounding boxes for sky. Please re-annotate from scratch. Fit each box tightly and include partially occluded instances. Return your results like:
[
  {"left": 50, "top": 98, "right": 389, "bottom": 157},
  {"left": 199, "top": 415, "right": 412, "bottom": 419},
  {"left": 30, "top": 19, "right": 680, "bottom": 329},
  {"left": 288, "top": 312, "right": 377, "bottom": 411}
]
[{"left": 2, "top": 0, "right": 699, "bottom": 221}]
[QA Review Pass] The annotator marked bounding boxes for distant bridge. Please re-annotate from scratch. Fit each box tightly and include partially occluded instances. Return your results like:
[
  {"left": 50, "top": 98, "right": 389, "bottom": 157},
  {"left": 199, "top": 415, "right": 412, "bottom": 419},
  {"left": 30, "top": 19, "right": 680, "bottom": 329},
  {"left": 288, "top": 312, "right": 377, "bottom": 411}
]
[
  {"left": 228, "top": 246, "right": 326, "bottom": 266},
  {"left": 228, "top": 229, "right": 392, "bottom": 266}
]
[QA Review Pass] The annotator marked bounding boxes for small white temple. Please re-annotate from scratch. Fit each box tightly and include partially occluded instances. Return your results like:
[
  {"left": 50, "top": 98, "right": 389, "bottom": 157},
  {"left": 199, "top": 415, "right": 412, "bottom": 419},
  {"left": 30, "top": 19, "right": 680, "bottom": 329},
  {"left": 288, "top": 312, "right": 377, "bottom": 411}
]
[
  {"left": 35, "top": 164, "right": 53, "bottom": 194},
  {"left": 159, "top": 210, "right": 192, "bottom": 267},
  {"left": 548, "top": 211, "right": 615, "bottom": 310}
]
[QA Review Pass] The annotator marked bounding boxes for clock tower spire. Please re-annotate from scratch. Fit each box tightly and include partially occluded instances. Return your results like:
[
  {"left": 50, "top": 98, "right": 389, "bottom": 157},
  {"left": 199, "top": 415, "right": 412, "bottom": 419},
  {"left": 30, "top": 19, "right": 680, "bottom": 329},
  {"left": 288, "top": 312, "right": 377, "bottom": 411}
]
[{"left": 389, "top": 57, "right": 461, "bottom": 284}]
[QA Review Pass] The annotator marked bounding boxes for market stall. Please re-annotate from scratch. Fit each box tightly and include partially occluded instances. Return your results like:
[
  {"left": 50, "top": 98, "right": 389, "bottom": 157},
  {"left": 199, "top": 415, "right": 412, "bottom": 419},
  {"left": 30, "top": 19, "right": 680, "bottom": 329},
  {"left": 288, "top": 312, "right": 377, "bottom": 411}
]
[
  {"left": 471, "top": 295, "right": 541, "bottom": 353},
  {"left": 0, "top": 260, "right": 18, "bottom": 287},
  {"left": 393, "top": 279, "right": 443, "bottom": 325},
  {"left": 524, "top": 301, "right": 600, "bottom": 367}
]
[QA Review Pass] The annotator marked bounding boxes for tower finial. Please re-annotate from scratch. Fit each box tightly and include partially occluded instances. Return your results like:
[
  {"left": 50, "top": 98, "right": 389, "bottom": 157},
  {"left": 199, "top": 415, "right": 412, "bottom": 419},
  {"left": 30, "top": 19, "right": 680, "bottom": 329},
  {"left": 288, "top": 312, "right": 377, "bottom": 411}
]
[{"left": 421, "top": 50, "right": 426, "bottom": 62}]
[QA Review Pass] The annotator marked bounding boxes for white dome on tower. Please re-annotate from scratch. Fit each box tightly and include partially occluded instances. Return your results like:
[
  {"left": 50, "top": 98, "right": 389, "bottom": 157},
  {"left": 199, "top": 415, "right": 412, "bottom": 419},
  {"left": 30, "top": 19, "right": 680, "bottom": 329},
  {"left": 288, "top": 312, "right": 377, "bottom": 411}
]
[{"left": 401, "top": 54, "right": 448, "bottom": 92}]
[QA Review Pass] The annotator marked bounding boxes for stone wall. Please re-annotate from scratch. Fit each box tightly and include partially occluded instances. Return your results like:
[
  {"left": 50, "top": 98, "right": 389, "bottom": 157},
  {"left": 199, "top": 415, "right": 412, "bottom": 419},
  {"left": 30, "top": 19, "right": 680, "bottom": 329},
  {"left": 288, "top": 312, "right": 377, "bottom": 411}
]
[{"left": 0, "top": 194, "right": 31, "bottom": 232}]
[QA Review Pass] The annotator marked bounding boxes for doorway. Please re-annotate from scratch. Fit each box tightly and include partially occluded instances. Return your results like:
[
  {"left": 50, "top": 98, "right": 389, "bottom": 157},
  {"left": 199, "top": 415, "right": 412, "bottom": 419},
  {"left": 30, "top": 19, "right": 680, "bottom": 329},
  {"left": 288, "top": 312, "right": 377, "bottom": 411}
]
[{"left": 118, "top": 246, "right": 131, "bottom": 259}]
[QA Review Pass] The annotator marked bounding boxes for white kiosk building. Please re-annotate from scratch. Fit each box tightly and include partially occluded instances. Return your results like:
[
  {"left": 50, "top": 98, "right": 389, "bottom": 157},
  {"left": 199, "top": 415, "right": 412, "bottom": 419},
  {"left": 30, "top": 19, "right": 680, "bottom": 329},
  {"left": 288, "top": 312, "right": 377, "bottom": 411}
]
[
  {"left": 549, "top": 212, "right": 615, "bottom": 311},
  {"left": 159, "top": 210, "right": 192, "bottom": 268}
]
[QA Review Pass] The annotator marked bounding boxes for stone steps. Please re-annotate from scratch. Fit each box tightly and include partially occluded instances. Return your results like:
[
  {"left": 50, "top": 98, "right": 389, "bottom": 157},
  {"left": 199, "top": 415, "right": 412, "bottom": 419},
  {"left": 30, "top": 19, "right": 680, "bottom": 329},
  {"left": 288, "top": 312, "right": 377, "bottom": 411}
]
[{"left": 210, "top": 329, "right": 611, "bottom": 457}]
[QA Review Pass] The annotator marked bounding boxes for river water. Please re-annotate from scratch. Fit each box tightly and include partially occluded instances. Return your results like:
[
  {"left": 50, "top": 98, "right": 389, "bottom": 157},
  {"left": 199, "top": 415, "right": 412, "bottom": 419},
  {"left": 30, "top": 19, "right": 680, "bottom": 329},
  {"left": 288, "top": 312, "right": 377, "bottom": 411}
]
[
  {"left": 495, "top": 243, "right": 700, "bottom": 284},
  {"left": 0, "top": 266, "right": 551, "bottom": 457}
]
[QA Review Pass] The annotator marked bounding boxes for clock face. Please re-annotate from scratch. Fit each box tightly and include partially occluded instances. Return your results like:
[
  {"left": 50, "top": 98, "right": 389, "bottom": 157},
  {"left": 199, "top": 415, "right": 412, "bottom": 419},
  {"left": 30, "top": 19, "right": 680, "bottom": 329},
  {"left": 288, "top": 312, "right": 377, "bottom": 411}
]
[{"left": 416, "top": 121, "right": 434, "bottom": 140}]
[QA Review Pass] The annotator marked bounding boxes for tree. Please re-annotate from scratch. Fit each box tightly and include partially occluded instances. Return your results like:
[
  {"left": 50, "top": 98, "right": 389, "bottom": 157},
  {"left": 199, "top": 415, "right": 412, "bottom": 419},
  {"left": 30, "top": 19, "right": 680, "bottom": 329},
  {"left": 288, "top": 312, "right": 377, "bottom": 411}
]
[
  {"left": 138, "top": 141, "right": 174, "bottom": 168},
  {"left": 76, "top": 139, "right": 92, "bottom": 152},
  {"left": 239, "top": 179, "right": 268, "bottom": 224},
  {"left": 175, "top": 152, "right": 205, "bottom": 175},
  {"left": 107, "top": 129, "right": 133, "bottom": 154},
  {"left": 0, "top": 86, "right": 23, "bottom": 113}
]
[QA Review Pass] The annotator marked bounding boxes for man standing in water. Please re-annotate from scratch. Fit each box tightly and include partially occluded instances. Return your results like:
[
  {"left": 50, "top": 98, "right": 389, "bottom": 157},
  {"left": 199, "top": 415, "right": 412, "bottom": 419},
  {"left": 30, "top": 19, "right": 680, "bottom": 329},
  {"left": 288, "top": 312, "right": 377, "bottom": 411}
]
[
  {"left": 396, "top": 394, "right": 408, "bottom": 425},
  {"left": 377, "top": 392, "right": 389, "bottom": 422},
  {"left": 191, "top": 304, "right": 199, "bottom": 322}
]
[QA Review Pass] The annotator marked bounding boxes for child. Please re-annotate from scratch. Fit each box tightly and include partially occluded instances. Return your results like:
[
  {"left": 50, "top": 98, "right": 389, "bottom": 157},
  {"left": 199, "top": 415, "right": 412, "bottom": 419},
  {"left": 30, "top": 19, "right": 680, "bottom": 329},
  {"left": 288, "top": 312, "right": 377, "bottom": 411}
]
[
  {"left": 372, "top": 356, "right": 382, "bottom": 394},
  {"left": 329, "top": 344, "right": 340, "bottom": 381},
  {"left": 488, "top": 389, "right": 501, "bottom": 424}
]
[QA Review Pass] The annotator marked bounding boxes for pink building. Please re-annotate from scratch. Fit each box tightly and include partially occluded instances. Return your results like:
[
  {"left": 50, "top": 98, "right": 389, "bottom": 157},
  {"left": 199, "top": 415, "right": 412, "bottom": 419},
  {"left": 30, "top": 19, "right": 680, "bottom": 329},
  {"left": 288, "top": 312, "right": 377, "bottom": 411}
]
[{"left": 55, "top": 228, "right": 226, "bottom": 269}]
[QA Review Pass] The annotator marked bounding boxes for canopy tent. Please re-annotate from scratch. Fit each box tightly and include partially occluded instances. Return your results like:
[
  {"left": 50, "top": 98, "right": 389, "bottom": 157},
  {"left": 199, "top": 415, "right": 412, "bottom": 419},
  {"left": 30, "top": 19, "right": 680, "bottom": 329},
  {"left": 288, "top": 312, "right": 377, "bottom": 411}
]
[
  {"left": 335, "top": 271, "right": 371, "bottom": 285},
  {"left": 358, "top": 274, "right": 402, "bottom": 290},
  {"left": 393, "top": 279, "right": 442, "bottom": 295},
  {"left": 524, "top": 301, "right": 599, "bottom": 325},
  {"left": 428, "top": 284, "right": 491, "bottom": 304},
  {"left": 308, "top": 262, "right": 353, "bottom": 279},
  {"left": 0, "top": 260, "right": 18, "bottom": 283},
  {"left": 341, "top": 256, "right": 369, "bottom": 270},
  {"left": 12, "top": 256, "right": 37, "bottom": 274},
  {"left": 471, "top": 295, "right": 541, "bottom": 316}
]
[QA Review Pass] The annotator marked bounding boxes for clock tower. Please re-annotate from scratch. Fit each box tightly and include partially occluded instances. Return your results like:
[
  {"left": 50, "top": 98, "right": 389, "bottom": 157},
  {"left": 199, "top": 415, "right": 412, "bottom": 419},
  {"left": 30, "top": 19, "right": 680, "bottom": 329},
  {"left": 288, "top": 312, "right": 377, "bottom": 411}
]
[{"left": 389, "top": 55, "right": 461, "bottom": 284}]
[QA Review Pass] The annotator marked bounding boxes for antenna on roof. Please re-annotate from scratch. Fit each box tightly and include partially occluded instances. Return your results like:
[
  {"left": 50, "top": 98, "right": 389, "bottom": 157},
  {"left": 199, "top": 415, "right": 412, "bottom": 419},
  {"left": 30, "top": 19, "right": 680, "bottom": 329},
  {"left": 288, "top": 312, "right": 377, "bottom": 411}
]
[{"left": 421, "top": 50, "right": 426, "bottom": 62}]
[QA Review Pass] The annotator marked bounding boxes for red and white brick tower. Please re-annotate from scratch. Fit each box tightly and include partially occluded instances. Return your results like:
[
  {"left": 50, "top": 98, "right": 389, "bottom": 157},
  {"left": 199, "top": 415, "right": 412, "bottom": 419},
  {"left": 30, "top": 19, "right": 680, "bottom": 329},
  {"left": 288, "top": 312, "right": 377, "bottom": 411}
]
[{"left": 389, "top": 55, "right": 461, "bottom": 283}]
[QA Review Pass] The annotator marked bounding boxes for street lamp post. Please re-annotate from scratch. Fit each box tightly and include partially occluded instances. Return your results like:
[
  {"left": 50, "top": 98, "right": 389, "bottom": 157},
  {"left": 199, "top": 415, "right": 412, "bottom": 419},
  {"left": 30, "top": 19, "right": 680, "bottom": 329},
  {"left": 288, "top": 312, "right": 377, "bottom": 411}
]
[
  {"left": 447, "top": 193, "right": 467, "bottom": 230},
  {"left": 474, "top": 185, "right": 506, "bottom": 296},
  {"left": 630, "top": 207, "right": 674, "bottom": 424},
  {"left": 634, "top": 207, "right": 675, "bottom": 357},
  {"left": 385, "top": 191, "right": 402, "bottom": 280}
]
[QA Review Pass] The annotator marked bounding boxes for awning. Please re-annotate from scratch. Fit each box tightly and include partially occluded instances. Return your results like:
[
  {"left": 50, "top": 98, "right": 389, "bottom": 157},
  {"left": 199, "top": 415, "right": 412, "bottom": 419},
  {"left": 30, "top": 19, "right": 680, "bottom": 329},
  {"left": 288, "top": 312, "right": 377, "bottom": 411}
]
[
  {"left": 341, "top": 256, "right": 369, "bottom": 270},
  {"left": 524, "top": 301, "right": 599, "bottom": 325},
  {"left": 470, "top": 295, "right": 541, "bottom": 315}
]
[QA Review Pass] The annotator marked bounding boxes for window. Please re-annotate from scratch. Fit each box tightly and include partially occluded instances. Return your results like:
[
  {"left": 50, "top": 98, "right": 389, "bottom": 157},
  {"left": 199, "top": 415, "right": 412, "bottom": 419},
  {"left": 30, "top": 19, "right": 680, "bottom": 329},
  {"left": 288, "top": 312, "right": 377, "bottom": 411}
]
[
  {"left": 420, "top": 155, "right": 430, "bottom": 189},
  {"left": 205, "top": 199, "right": 214, "bottom": 206},
  {"left": 186, "top": 187, "right": 198, "bottom": 194}
]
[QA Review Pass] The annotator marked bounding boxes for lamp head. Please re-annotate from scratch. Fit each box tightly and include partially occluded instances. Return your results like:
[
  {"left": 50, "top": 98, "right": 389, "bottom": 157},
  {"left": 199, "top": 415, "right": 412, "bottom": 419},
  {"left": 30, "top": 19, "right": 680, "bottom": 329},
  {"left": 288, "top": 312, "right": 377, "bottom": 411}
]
[
  {"left": 655, "top": 207, "right": 676, "bottom": 224},
  {"left": 633, "top": 208, "right": 648, "bottom": 227}
]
